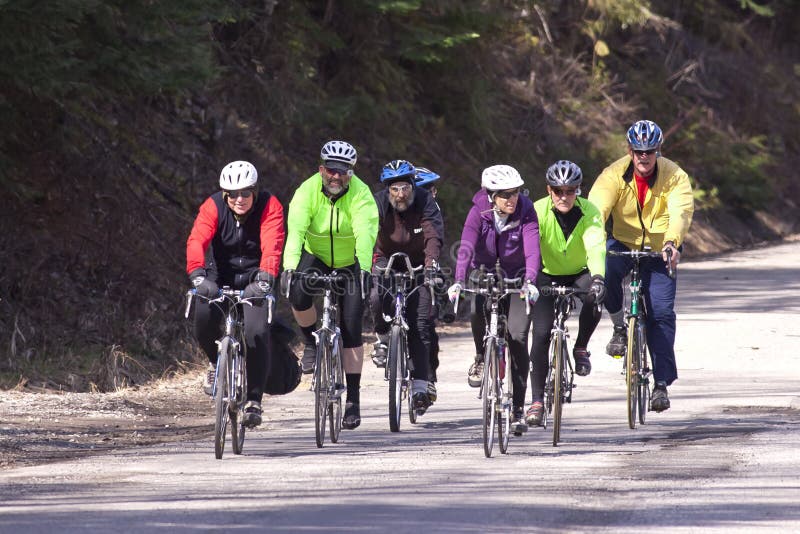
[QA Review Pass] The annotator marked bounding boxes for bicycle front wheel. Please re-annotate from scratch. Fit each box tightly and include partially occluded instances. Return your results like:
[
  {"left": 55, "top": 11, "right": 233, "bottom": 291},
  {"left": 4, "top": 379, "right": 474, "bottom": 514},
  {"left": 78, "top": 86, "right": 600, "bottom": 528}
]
[
  {"left": 314, "top": 331, "right": 330, "bottom": 448},
  {"left": 329, "top": 336, "right": 344, "bottom": 443},
  {"left": 551, "top": 335, "right": 565, "bottom": 447},
  {"left": 388, "top": 325, "right": 404, "bottom": 432},
  {"left": 497, "top": 345, "right": 511, "bottom": 455},
  {"left": 626, "top": 316, "right": 639, "bottom": 429},
  {"left": 636, "top": 321, "right": 650, "bottom": 425},
  {"left": 231, "top": 351, "right": 246, "bottom": 455},
  {"left": 213, "top": 339, "right": 231, "bottom": 459},
  {"left": 482, "top": 341, "right": 497, "bottom": 458}
]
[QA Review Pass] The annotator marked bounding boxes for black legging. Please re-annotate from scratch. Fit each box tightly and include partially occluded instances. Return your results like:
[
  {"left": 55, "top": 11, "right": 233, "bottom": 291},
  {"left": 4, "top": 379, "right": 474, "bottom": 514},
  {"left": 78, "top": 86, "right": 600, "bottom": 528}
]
[
  {"left": 370, "top": 273, "right": 432, "bottom": 381},
  {"left": 194, "top": 297, "right": 271, "bottom": 403},
  {"left": 529, "top": 270, "right": 600, "bottom": 401},
  {"left": 288, "top": 250, "right": 364, "bottom": 348},
  {"left": 470, "top": 294, "right": 531, "bottom": 409}
]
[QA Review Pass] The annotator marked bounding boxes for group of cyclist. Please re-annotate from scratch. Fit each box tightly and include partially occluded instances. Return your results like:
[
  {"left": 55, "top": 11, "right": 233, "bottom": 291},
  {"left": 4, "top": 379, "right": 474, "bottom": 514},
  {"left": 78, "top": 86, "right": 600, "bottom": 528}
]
[{"left": 185, "top": 118, "right": 694, "bottom": 435}]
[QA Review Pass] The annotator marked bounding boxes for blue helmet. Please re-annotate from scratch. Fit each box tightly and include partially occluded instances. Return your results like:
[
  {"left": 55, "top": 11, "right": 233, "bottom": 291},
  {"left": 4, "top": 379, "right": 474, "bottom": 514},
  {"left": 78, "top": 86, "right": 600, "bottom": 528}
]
[
  {"left": 414, "top": 167, "right": 440, "bottom": 188},
  {"left": 380, "top": 159, "right": 416, "bottom": 183},
  {"left": 626, "top": 120, "right": 663, "bottom": 150}
]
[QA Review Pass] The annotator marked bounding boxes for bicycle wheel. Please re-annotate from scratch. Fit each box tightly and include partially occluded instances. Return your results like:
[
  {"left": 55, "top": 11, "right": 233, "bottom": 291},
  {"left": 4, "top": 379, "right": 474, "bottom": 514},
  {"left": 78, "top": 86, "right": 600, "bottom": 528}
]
[
  {"left": 636, "top": 321, "right": 650, "bottom": 425},
  {"left": 543, "top": 337, "right": 558, "bottom": 431},
  {"left": 497, "top": 345, "right": 511, "bottom": 454},
  {"left": 552, "top": 335, "right": 564, "bottom": 446},
  {"left": 482, "top": 341, "right": 497, "bottom": 458},
  {"left": 407, "top": 341, "right": 417, "bottom": 425},
  {"left": 626, "top": 316, "right": 639, "bottom": 429},
  {"left": 230, "top": 352, "right": 246, "bottom": 455},
  {"left": 213, "top": 339, "right": 231, "bottom": 459},
  {"left": 388, "top": 324, "right": 403, "bottom": 432},
  {"left": 314, "top": 331, "right": 330, "bottom": 448},
  {"left": 329, "top": 336, "right": 344, "bottom": 443}
]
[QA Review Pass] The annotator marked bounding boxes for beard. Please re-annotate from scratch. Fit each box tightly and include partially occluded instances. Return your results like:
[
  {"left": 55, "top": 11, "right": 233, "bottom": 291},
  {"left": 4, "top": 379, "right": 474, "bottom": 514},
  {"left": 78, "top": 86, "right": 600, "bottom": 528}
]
[
  {"left": 324, "top": 183, "right": 344, "bottom": 196},
  {"left": 389, "top": 195, "right": 414, "bottom": 212}
]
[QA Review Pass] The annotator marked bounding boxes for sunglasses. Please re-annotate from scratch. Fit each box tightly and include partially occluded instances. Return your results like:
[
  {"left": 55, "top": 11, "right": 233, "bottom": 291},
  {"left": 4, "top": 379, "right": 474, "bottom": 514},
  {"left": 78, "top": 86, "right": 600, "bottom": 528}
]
[
  {"left": 494, "top": 188, "right": 520, "bottom": 200},
  {"left": 389, "top": 183, "right": 412, "bottom": 194},
  {"left": 550, "top": 187, "right": 578, "bottom": 197},
  {"left": 633, "top": 149, "right": 657, "bottom": 157},
  {"left": 324, "top": 166, "right": 353, "bottom": 177},
  {"left": 225, "top": 189, "right": 254, "bottom": 199}
]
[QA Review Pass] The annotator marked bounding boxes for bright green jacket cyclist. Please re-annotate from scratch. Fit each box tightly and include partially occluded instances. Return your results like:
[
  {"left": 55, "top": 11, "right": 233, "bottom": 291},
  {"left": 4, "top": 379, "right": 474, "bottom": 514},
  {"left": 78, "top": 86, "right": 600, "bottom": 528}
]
[
  {"left": 533, "top": 195, "right": 606, "bottom": 277},
  {"left": 283, "top": 172, "right": 379, "bottom": 271}
]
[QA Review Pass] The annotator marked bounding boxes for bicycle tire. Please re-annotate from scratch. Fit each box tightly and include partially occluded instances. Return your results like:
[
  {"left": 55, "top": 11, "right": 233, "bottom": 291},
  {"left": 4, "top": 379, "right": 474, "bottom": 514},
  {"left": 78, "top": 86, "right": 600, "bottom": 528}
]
[
  {"left": 329, "top": 335, "right": 344, "bottom": 443},
  {"left": 231, "top": 350, "right": 246, "bottom": 455},
  {"left": 314, "top": 331, "right": 329, "bottom": 448},
  {"left": 498, "top": 344, "right": 511, "bottom": 454},
  {"left": 626, "top": 316, "right": 638, "bottom": 429},
  {"left": 552, "top": 335, "right": 564, "bottom": 447},
  {"left": 213, "top": 339, "right": 231, "bottom": 459},
  {"left": 406, "top": 333, "right": 418, "bottom": 425},
  {"left": 482, "top": 341, "right": 497, "bottom": 458},
  {"left": 388, "top": 324, "right": 403, "bottom": 432},
  {"left": 636, "top": 321, "right": 649, "bottom": 425}
]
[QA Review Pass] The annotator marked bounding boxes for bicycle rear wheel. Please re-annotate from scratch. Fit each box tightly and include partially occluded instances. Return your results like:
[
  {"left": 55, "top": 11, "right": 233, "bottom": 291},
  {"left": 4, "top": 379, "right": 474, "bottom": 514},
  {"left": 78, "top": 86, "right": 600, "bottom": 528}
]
[
  {"left": 552, "top": 335, "right": 564, "bottom": 447},
  {"left": 213, "top": 339, "right": 231, "bottom": 459},
  {"left": 329, "top": 336, "right": 344, "bottom": 443},
  {"left": 482, "top": 342, "right": 497, "bottom": 458},
  {"left": 388, "top": 325, "right": 403, "bottom": 432},
  {"left": 636, "top": 322, "right": 650, "bottom": 425},
  {"left": 497, "top": 345, "right": 511, "bottom": 454},
  {"left": 626, "top": 316, "right": 639, "bottom": 429},
  {"left": 231, "top": 351, "right": 246, "bottom": 455},
  {"left": 314, "top": 331, "right": 330, "bottom": 448}
]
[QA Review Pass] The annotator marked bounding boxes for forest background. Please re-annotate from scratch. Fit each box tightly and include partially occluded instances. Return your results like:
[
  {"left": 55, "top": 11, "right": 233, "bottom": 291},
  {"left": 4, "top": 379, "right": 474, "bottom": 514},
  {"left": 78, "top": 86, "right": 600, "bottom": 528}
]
[{"left": 1, "top": 0, "right": 797, "bottom": 391}]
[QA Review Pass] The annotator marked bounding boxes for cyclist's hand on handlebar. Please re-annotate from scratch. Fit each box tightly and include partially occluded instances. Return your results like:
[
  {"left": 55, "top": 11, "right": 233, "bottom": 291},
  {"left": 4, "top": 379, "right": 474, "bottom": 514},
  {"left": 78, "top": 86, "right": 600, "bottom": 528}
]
[
  {"left": 588, "top": 275, "right": 606, "bottom": 305},
  {"left": 521, "top": 280, "right": 539, "bottom": 304},
  {"left": 360, "top": 269, "right": 373, "bottom": 296},
  {"left": 189, "top": 268, "right": 218, "bottom": 298},
  {"left": 244, "top": 270, "right": 275, "bottom": 299},
  {"left": 424, "top": 265, "right": 443, "bottom": 288},
  {"left": 447, "top": 282, "right": 463, "bottom": 303},
  {"left": 662, "top": 242, "right": 680, "bottom": 272},
  {"left": 280, "top": 269, "right": 294, "bottom": 298}
]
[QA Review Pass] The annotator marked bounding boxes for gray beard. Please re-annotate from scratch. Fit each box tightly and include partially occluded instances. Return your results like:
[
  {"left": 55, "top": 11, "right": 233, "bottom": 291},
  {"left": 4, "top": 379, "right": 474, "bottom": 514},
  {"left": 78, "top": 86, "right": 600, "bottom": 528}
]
[{"left": 389, "top": 195, "right": 414, "bottom": 212}]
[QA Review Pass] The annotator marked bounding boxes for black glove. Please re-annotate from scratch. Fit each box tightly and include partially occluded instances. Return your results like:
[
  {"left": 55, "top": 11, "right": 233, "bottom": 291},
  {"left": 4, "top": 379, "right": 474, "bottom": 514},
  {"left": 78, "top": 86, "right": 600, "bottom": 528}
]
[
  {"left": 424, "top": 266, "right": 444, "bottom": 289},
  {"left": 280, "top": 269, "right": 294, "bottom": 298},
  {"left": 189, "top": 268, "right": 218, "bottom": 298},
  {"left": 588, "top": 275, "right": 606, "bottom": 305},
  {"left": 360, "top": 269, "right": 373, "bottom": 296},
  {"left": 244, "top": 270, "right": 275, "bottom": 299}
]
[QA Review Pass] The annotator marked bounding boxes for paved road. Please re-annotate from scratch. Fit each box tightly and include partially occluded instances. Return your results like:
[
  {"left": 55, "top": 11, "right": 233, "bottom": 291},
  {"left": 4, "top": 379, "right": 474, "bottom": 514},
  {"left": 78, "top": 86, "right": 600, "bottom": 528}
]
[{"left": 2, "top": 241, "right": 799, "bottom": 533}]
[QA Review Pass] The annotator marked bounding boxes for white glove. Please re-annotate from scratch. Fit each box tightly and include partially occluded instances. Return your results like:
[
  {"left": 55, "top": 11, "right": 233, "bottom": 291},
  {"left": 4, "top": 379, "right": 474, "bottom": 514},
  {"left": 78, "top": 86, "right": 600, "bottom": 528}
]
[
  {"left": 522, "top": 281, "right": 539, "bottom": 304},
  {"left": 447, "top": 282, "right": 463, "bottom": 303}
]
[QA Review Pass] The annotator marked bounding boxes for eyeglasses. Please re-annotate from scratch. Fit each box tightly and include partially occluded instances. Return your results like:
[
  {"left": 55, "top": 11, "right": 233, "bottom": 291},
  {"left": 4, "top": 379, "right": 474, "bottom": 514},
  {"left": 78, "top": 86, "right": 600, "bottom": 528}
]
[
  {"left": 494, "top": 188, "right": 520, "bottom": 200},
  {"left": 550, "top": 187, "right": 578, "bottom": 197},
  {"left": 225, "top": 189, "right": 254, "bottom": 199},
  {"left": 389, "top": 183, "right": 412, "bottom": 194},
  {"left": 324, "top": 166, "right": 353, "bottom": 177},
  {"left": 633, "top": 149, "right": 657, "bottom": 157}
]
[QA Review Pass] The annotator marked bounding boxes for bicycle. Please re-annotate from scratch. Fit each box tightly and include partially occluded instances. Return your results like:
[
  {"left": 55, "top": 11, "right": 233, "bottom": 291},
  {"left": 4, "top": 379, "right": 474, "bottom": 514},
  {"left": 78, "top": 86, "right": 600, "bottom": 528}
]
[
  {"left": 538, "top": 285, "right": 593, "bottom": 446},
  {"left": 285, "top": 271, "right": 347, "bottom": 447},
  {"left": 185, "top": 287, "right": 274, "bottom": 459},
  {"left": 374, "top": 252, "right": 433, "bottom": 432},
  {"left": 454, "top": 260, "right": 524, "bottom": 458},
  {"left": 608, "top": 247, "right": 673, "bottom": 429}
]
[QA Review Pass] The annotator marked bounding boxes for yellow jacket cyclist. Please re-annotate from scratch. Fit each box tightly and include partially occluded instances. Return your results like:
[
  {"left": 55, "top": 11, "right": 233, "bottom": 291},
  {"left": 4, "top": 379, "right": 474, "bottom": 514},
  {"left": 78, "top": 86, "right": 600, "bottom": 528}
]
[
  {"left": 282, "top": 140, "right": 379, "bottom": 430},
  {"left": 588, "top": 119, "right": 694, "bottom": 413}
]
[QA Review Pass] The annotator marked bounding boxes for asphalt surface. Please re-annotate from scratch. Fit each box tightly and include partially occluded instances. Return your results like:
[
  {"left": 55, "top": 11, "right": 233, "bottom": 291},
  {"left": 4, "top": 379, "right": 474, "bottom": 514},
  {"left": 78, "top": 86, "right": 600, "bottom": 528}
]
[{"left": 1, "top": 240, "right": 799, "bottom": 533}]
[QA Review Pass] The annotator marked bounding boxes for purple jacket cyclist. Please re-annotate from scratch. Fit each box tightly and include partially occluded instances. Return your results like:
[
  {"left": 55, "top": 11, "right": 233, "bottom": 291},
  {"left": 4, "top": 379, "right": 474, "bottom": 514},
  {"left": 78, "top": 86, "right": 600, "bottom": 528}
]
[{"left": 448, "top": 164, "right": 541, "bottom": 434}]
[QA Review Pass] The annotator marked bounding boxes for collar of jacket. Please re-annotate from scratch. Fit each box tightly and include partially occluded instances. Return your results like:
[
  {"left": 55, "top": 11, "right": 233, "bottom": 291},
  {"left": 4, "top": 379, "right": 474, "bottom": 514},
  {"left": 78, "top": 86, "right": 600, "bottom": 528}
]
[{"left": 623, "top": 159, "right": 659, "bottom": 188}]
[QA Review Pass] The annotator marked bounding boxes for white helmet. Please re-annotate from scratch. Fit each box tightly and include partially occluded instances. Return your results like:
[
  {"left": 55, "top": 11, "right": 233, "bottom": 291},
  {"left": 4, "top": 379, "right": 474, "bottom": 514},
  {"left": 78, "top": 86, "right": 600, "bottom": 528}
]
[
  {"left": 219, "top": 161, "right": 257, "bottom": 190},
  {"left": 481, "top": 164, "right": 524, "bottom": 191},
  {"left": 320, "top": 140, "right": 357, "bottom": 167}
]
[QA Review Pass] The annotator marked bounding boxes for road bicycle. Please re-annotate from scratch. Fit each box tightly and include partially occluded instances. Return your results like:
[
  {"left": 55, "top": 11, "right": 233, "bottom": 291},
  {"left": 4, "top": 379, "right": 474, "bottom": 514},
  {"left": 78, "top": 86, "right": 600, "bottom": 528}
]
[
  {"left": 286, "top": 271, "right": 347, "bottom": 447},
  {"left": 454, "top": 260, "right": 524, "bottom": 457},
  {"left": 608, "top": 247, "right": 673, "bottom": 429},
  {"left": 538, "top": 285, "right": 592, "bottom": 446},
  {"left": 374, "top": 252, "right": 434, "bottom": 432},
  {"left": 185, "top": 287, "right": 274, "bottom": 459}
]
